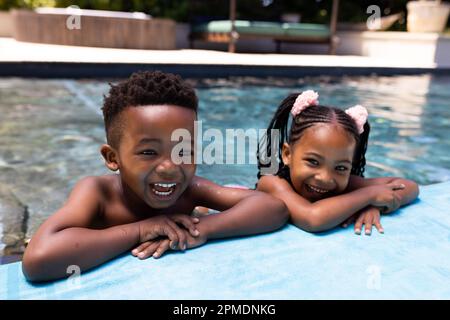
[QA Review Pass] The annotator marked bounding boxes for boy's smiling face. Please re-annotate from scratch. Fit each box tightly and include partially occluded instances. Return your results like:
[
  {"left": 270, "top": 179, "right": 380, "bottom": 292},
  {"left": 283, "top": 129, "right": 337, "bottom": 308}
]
[
  {"left": 103, "top": 105, "right": 197, "bottom": 209},
  {"left": 282, "top": 124, "right": 356, "bottom": 202}
]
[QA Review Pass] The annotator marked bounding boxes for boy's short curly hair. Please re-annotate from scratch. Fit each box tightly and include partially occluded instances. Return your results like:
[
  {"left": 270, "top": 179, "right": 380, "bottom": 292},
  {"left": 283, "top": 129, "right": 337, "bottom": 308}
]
[{"left": 102, "top": 70, "right": 198, "bottom": 148}]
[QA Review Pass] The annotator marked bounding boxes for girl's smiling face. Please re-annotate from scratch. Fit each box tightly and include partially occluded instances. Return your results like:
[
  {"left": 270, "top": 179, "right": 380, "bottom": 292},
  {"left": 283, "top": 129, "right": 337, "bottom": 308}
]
[
  {"left": 282, "top": 123, "right": 356, "bottom": 202},
  {"left": 108, "top": 105, "right": 197, "bottom": 209}
]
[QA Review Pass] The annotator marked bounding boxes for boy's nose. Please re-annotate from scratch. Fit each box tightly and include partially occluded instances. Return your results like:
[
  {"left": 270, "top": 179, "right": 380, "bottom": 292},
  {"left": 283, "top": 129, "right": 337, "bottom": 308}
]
[{"left": 155, "top": 159, "right": 179, "bottom": 178}]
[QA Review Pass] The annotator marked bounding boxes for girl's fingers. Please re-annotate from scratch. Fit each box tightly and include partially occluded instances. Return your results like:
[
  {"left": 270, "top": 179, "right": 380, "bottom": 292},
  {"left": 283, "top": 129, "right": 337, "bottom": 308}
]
[
  {"left": 364, "top": 220, "right": 373, "bottom": 235},
  {"left": 354, "top": 215, "right": 364, "bottom": 235},
  {"left": 137, "top": 241, "right": 161, "bottom": 260},
  {"left": 374, "top": 220, "right": 384, "bottom": 234},
  {"left": 132, "top": 241, "right": 152, "bottom": 256},
  {"left": 387, "top": 182, "right": 405, "bottom": 191},
  {"left": 171, "top": 214, "right": 200, "bottom": 237},
  {"left": 153, "top": 240, "right": 171, "bottom": 259}
]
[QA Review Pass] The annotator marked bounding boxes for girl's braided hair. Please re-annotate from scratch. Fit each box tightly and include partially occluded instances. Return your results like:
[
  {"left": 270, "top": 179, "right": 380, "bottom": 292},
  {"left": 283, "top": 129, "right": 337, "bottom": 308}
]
[{"left": 257, "top": 93, "right": 370, "bottom": 182}]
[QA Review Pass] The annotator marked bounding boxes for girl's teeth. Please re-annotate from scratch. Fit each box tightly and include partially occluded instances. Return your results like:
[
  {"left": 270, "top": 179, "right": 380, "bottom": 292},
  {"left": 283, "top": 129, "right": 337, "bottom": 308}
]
[{"left": 308, "top": 185, "right": 328, "bottom": 193}]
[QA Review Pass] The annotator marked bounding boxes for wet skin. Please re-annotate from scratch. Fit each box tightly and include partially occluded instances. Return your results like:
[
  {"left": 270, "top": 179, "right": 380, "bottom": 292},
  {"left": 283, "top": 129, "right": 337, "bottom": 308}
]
[{"left": 22, "top": 104, "right": 288, "bottom": 281}]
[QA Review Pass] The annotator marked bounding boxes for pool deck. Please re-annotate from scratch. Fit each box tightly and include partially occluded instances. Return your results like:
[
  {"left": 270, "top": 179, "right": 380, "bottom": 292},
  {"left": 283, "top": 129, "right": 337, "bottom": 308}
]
[
  {"left": 1, "top": 181, "right": 450, "bottom": 299},
  {"left": 0, "top": 37, "right": 448, "bottom": 78}
]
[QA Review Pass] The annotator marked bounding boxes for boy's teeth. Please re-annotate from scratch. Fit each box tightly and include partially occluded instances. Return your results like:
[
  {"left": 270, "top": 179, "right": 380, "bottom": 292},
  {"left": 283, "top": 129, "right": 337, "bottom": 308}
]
[
  {"left": 154, "top": 183, "right": 176, "bottom": 188},
  {"left": 153, "top": 189, "right": 173, "bottom": 196},
  {"left": 151, "top": 183, "right": 176, "bottom": 197}
]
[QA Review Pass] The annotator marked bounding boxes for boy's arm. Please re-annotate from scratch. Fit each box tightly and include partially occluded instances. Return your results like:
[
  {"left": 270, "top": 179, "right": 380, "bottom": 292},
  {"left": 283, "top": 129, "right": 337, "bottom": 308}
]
[
  {"left": 22, "top": 177, "right": 142, "bottom": 282},
  {"left": 257, "top": 175, "right": 406, "bottom": 233},
  {"left": 189, "top": 177, "right": 288, "bottom": 240},
  {"left": 24, "top": 176, "right": 200, "bottom": 281}
]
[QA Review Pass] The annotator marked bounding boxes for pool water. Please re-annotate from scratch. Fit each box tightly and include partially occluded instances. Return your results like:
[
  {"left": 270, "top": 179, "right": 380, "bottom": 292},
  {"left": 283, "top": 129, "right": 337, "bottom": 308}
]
[{"left": 0, "top": 74, "right": 449, "bottom": 259}]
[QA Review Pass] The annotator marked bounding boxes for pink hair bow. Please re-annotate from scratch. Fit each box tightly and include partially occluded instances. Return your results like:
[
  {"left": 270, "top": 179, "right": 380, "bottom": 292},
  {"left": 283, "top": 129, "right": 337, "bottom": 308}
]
[
  {"left": 345, "top": 105, "right": 368, "bottom": 134},
  {"left": 291, "top": 90, "right": 319, "bottom": 116}
]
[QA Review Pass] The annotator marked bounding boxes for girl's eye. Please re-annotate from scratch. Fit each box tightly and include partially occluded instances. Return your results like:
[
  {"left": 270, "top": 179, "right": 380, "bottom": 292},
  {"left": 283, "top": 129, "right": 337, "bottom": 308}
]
[
  {"left": 306, "top": 159, "right": 319, "bottom": 166},
  {"left": 140, "top": 150, "right": 157, "bottom": 156},
  {"left": 336, "top": 166, "right": 349, "bottom": 172}
]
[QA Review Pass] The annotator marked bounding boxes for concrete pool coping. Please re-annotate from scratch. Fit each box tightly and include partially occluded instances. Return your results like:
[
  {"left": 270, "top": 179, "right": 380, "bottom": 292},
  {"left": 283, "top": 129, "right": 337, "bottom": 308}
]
[{"left": 1, "top": 37, "right": 449, "bottom": 78}]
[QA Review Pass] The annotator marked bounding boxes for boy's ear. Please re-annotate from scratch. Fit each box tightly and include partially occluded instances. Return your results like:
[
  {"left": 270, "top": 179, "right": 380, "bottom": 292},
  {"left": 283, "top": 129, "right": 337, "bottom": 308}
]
[
  {"left": 281, "top": 142, "right": 291, "bottom": 167},
  {"left": 100, "top": 144, "right": 119, "bottom": 171}
]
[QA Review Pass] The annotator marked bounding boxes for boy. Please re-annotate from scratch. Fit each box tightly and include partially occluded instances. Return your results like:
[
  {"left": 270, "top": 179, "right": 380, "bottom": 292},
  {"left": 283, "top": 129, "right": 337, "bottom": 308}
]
[{"left": 22, "top": 71, "right": 288, "bottom": 282}]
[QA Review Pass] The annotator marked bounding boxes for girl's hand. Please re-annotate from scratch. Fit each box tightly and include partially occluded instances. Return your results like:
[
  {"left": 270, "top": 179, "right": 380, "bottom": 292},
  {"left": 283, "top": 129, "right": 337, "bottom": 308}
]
[
  {"left": 369, "top": 182, "right": 405, "bottom": 213},
  {"left": 353, "top": 206, "right": 383, "bottom": 235}
]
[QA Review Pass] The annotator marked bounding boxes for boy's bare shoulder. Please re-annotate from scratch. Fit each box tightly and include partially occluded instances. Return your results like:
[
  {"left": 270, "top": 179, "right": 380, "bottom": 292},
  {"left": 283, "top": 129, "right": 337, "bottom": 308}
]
[
  {"left": 74, "top": 174, "right": 116, "bottom": 195},
  {"left": 68, "top": 175, "right": 121, "bottom": 209}
]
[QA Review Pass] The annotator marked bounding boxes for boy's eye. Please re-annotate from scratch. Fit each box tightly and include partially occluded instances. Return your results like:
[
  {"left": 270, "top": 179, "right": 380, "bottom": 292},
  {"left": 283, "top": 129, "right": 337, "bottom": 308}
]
[
  {"left": 140, "top": 150, "right": 157, "bottom": 156},
  {"left": 179, "top": 149, "right": 194, "bottom": 157}
]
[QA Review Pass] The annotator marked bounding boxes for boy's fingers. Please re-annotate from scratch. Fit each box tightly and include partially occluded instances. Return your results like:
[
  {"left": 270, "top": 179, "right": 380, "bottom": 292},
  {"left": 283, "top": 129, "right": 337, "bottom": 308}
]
[
  {"left": 153, "top": 240, "right": 171, "bottom": 259},
  {"left": 166, "top": 219, "right": 187, "bottom": 250},
  {"left": 159, "top": 224, "right": 179, "bottom": 250},
  {"left": 132, "top": 241, "right": 152, "bottom": 256},
  {"left": 171, "top": 215, "right": 200, "bottom": 237},
  {"left": 137, "top": 241, "right": 161, "bottom": 260}
]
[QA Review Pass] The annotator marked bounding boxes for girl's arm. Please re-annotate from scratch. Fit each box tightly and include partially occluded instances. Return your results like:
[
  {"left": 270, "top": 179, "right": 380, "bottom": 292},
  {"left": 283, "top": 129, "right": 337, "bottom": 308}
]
[
  {"left": 189, "top": 177, "right": 289, "bottom": 239},
  {"left": 346, "top": 175, "right": 419, "bottom": 212},
  {"left": 257, "top": 175, "right": 406, "bottom": 233}
]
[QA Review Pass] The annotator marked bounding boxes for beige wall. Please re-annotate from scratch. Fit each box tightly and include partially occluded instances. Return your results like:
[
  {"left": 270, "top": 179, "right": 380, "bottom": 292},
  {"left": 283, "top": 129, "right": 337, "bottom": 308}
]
[
  {"left": 0, "top": 11, "right": 13, "bottom": 37},
  {"left": 11, "top": 9, "right": 176, "bottom": 50}
]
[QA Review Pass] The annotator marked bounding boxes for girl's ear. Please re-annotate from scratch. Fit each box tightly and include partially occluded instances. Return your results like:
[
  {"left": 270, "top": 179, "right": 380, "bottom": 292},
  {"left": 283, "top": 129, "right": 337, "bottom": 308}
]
[
  {"left": 100, "top": 144, "right": 120, "bottom": 171},
  {"left": 281, "top": 142, "right": 291, "bottom": 167}
]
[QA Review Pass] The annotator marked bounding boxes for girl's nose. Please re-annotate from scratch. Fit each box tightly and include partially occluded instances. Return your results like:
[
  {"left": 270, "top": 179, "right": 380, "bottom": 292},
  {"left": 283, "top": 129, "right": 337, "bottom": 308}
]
[{"left": 316, "top": 170, "right": 335, "bottom": 187}]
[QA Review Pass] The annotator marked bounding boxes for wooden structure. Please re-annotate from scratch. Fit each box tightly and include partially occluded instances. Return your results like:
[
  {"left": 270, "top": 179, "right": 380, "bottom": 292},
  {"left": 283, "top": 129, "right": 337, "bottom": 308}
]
[{"left": 11, "top": 8, "right": 176, "bottom": 50}]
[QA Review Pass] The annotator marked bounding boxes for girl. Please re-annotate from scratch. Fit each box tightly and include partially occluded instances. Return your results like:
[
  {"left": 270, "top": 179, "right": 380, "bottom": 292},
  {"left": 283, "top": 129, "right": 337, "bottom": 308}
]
[{"left": 256, "top": 90, "right": 419, "bottom": 234}]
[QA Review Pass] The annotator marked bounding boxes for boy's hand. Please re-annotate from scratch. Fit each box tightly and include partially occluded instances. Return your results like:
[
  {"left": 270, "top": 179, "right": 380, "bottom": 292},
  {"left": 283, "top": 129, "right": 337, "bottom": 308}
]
[
  {"left": 132, "top": 238, "right": 172, "bottom": 259},
  {"left": 369, "top": 182, "right": 405, "bottom": 213},
  {"left": 343, "top": 206, "right": 383, "bottom": 235},
  {"left": 138, "top": 214, "right": 199, "bottom": 251},
  {"left": 132, "top": 217, "right": 207, "bottom": 259},
  {"left": 132, "top": 229, "right": 208, "bottom": 260}
]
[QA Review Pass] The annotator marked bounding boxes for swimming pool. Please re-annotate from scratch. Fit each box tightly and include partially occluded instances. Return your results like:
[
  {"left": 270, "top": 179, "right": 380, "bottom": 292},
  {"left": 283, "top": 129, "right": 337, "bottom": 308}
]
[{"left": 0, "top": 74, "right": 449, "bottom": 260}]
